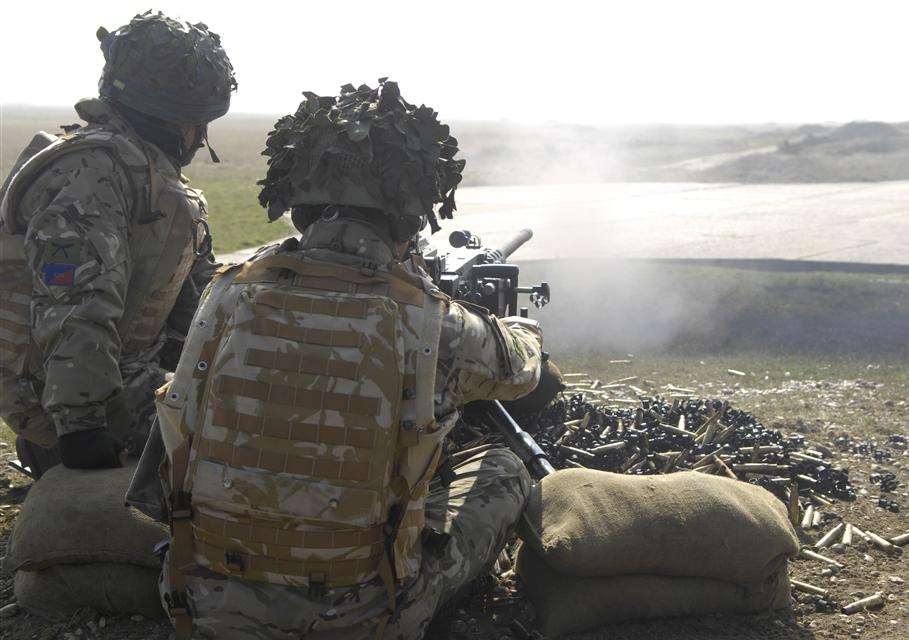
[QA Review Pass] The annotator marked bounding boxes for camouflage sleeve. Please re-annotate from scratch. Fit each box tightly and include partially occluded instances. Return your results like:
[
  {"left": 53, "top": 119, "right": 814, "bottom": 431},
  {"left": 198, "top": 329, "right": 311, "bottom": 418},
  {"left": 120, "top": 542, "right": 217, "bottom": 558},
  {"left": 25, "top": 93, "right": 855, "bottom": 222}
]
[
  {"left": 21, "top": 148, "right": 134, "bottom": 436},
  {"left": 438, "top": 302, "right": 543, "bottom": 408}
]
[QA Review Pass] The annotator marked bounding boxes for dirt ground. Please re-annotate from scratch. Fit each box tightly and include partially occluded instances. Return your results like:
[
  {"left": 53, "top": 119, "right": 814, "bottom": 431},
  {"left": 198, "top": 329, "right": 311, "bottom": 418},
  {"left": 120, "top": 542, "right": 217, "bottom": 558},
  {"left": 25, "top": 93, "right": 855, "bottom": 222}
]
[{"left": 1, "top": 355, "right": 906, "bottom": 640}]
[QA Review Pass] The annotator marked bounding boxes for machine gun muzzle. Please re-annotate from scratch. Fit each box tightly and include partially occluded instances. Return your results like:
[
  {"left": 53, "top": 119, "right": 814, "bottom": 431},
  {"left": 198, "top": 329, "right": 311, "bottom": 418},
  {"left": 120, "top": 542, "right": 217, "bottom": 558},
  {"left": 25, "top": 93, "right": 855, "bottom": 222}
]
[{"left": 487, "top": 229, "right": 533, "bottom": 262}]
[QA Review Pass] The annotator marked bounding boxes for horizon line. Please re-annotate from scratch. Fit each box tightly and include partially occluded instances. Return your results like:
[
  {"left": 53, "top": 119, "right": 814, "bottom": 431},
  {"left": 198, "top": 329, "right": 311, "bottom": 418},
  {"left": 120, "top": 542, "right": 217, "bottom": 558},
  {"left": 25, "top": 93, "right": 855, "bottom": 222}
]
[{"left": 1, "top": 102, "right": 906, "bottom": 129}]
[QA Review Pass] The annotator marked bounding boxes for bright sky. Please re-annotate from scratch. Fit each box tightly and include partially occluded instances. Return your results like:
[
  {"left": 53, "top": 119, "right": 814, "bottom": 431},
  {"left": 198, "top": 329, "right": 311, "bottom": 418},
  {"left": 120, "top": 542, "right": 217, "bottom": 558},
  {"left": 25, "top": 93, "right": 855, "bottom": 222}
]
[{"left": 1, "top": 0, "right": 907, "bottom": 124}]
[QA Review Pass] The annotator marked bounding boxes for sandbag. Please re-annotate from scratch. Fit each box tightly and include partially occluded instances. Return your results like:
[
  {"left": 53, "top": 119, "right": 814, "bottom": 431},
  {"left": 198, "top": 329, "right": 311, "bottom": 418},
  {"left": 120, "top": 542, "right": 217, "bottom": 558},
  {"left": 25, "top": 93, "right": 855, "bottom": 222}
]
[
  {"left": 519, "top": 469, "right": 798, "bottom": 584},
  {"left": 515, "top": 546, "right": 791, "bottom": 638},
  {"left": 14, "top": 564, "right": 164, "bottom": 619},
  {"left": 4, "top": 461, "right": 166, "bottom": 572}
]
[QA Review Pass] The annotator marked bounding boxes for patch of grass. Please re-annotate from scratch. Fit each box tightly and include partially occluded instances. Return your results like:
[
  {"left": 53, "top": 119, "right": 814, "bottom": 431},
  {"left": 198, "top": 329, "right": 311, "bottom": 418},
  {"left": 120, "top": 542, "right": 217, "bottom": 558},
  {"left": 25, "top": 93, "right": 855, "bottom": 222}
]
[
  {"left": 195, "top": 177, "right": 289, "bottom": 255},
  {"left": 555, "top": 351, "right": 909, "bottom": 438}
]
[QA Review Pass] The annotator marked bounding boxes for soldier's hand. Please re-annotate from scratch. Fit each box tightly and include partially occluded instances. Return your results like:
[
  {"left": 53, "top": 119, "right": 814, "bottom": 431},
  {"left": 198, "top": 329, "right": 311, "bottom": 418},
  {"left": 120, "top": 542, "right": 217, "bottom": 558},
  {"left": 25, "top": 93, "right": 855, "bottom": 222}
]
[
  {"left": 59, "top": 428, "right": 125, "bottom": 470},
  {"left": 501, "top": 358, "right": 566, "bottom": 415}
]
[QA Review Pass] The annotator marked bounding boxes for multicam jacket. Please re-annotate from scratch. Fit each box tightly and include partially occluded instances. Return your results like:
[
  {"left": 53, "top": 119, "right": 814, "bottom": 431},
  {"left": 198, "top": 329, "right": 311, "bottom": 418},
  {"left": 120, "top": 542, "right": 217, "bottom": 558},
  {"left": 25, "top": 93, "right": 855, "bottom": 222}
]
[
  {"left": 155, "top": 219, "right": 542, "bottom": 636},
  {"left": 0, "top": 98, "right": 216, "bottom": 449}
]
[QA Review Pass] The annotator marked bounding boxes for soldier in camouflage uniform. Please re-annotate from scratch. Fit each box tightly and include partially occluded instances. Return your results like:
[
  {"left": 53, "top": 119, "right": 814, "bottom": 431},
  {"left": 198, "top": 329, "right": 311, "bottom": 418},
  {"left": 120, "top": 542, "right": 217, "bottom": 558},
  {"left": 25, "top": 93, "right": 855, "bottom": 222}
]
[
  {"left": 0, "top": 12, "right": 236, "bottom": 475},
  {"left": 135, "top": 80, "right": 543, "bottom": 639}
]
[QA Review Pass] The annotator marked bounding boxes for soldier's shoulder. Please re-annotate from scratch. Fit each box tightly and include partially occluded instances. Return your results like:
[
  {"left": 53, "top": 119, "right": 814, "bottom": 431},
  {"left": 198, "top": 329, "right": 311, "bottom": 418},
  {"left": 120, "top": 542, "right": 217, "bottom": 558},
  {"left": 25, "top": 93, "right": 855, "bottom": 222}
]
[
  {"left": 23, "top": 123, "right": 147, "bottom": 187},
  {"left": 211, "top": 242, "right": 288, "bottom": 283},
  {"left": 253, "top": 241, "right": 292, "bottom": 261},
  {"left": 35, "top": 145, "right": 124, "bottom": 179}
]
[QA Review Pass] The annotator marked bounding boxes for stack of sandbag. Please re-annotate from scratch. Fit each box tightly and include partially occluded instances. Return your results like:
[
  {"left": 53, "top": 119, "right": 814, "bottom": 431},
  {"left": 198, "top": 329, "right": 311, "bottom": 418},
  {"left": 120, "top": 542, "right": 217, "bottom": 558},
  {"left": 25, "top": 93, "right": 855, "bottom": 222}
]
[
  {"left": 515, "top": 469, "right": 799, "bottom": 637},
  {"left": 2, "top": 462, "right": 166, "bottom": 619}
]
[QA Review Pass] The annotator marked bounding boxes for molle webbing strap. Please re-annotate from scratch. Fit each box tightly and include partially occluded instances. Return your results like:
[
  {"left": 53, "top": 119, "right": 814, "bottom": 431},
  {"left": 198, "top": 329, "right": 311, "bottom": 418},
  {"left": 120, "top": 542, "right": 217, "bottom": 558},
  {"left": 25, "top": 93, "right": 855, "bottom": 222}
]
[
  {"left": 166, "top": 439, "right": 194, "bottom": 639},
  {"left": 195, "top": 539, "right": 382, "bottom": 587},
  {"left": 196, "top": 437, "right": 372, "bottom": 482},
  {"left": 246, "top": 347, "right": 360, "bottom": 380},
  {"left": 216, "top": 374, "right": 380, "bottom": 416},
  {"left": 129, "top": 289, "right": 173, "bottom": 339},
  {"left": 250, "top": 317, "right": 361, "bottom": 348},
  {"left": 212, "top": 407, "right": 378, "bottom": 449},
  {"left": 193, "top": 526, "right": 384, "bottom": 563},
  {"left": 0, "top": 266, "right": 30, "bottom": 294},
  {"left": 0, "top": 318, "right": 28, "bottom": 337},
  {"left": 234, "top": 255, "right": 426, "bottom": 307},
  {"left": 402, "top": 374, "right": 417, "bottom": 391},
  {"left": 194, "top": 511, "right": 384, "bottom": 549},
  {"left": 143, "top": 142, "right": 162, "bottom": 217},
  {"left": 212, "top": 407, "right": 377, "bottom": 449},
  {"left": 0, "top": 338, "right": 21, "bottom": 355},
  {"left": 293, "top": 274, "right": 393, "bottom": 299},
  {"left": 0, "top": 292, "right": 29, "bottom": 315},
  {"left": 255, "top": 290, "right": 368, "bottom": 319},
  {"left": 192, "top": 509, "right": 424, "bottom": 590}
]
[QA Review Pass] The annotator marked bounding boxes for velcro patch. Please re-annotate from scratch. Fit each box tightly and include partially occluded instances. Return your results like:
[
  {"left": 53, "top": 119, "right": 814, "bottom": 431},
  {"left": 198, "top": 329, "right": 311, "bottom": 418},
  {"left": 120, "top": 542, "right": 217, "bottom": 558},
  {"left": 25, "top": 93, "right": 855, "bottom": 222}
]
[{"left": 42, "top": 263, "right": 76, "bottom": 287}]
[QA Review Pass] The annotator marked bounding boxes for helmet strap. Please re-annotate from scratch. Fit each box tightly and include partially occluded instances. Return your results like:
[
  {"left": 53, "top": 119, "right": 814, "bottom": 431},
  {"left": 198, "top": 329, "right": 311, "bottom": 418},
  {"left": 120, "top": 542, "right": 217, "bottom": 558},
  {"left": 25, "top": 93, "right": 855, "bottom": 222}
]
[{"left": 203, "top": 129, "right": 221, "bottom": 163}]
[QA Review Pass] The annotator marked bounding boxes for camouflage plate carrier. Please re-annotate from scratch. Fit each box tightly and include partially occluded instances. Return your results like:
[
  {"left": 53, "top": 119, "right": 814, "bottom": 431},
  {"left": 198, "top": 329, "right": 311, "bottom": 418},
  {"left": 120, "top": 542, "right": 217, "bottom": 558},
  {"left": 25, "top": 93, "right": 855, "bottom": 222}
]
[{"left": 157, "top": 250, "right": 452, "bottom": 637}]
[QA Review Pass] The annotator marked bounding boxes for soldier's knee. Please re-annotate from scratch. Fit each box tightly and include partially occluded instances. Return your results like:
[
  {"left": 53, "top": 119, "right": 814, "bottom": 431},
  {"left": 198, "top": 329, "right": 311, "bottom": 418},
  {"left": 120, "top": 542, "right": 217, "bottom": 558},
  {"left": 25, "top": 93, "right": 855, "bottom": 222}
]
[
  {"left": 468, "top": 447, "right": 533, "bottom": 509},
  {"left": 480, "top": 447, "right": 526, "bottom": 475}
]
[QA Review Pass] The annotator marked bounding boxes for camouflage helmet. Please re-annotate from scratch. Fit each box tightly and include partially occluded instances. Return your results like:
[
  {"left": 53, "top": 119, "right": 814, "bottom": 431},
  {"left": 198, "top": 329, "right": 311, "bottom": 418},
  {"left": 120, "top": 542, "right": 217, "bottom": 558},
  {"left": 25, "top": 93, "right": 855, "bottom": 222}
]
[
  {"left": 258, "top": 79, "right": 465, "bottom": 233},
  {"left": 97, "top": 11, "right": 236, "bottom": 125}
]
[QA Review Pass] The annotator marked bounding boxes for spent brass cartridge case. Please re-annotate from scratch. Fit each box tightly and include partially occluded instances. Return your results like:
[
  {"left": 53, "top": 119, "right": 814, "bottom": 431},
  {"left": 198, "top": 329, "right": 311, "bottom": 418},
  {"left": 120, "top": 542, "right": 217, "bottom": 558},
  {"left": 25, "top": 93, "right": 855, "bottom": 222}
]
[
  {"left": 864, "top": 530, "right": 899, "bottom": 554},
  {"left": 841, "top": 593, "right": 884, "bottom": 615},
  {"left": 799, "top": 548, "right": 844, "bottom": 569},
  {"left": 841, "top": 523, "right": 853, "bottom": 546},
  {"left": 790, "top": 580, "right": 828, "bottom": 597},
  {"left": 815, "top": 523, "right": 845, "bottom": 549},
  {"left": 801, "top": 506, "right": 815, "bottom": 530}
]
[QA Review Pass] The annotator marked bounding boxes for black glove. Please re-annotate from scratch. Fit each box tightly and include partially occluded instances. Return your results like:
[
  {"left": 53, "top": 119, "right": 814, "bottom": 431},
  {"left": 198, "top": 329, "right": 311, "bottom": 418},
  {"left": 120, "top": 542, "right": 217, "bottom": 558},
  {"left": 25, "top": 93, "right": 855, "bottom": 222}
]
[
  {"left": 501, "top": 358, "right": 567, "bottom": 416},
  {"left": 58, "top": 428, "right": 124, "bottom": 470}
]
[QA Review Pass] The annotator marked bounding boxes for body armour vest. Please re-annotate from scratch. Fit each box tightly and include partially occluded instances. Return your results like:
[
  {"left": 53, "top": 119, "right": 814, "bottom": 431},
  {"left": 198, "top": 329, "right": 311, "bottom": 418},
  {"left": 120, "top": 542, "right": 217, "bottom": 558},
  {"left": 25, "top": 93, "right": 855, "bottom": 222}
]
[
  {"left": 0, "top": 99, "right": 206, "bottom": 445},
  {"left": 157, "top": 249, "right": 449, "bottom": 606}
]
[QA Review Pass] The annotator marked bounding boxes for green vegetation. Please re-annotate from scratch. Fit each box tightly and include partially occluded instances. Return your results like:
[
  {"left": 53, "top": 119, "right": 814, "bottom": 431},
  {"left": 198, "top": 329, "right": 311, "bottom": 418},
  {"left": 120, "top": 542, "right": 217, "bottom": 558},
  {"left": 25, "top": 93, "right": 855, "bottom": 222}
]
[{"left": 198, "top": 177, "right": 288, "bottom": 255}]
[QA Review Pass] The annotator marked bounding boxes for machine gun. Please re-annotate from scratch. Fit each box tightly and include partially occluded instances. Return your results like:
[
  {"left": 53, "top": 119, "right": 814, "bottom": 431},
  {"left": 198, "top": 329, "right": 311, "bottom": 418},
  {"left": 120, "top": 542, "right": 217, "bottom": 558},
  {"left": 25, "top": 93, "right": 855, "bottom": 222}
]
[
  {"left": 421, "top": 229, "right": 556, "bottom": 479},
  {"left": 421, "top": 228, "right": 550, "bottom": 319}
]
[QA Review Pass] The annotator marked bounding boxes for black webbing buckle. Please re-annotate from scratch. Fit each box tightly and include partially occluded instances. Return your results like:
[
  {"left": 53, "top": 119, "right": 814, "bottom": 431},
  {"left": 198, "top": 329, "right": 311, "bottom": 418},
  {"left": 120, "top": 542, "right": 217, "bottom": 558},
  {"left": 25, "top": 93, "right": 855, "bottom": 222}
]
[
  {"left": 224, "top": 551, "right": 245, "bottom": 572},
  {"left": 153, "top": 537, "right": 171, "bottom": 559},
  {"left": 163, "top": 589, "right": 188, "bottom": 615},
  {"left": 308, "top": 572, "right": 328, "bottom": 599},
  {"left": 435, "top": 457, "right": 456, "bottom": 487},
  {"left": 421, "top": 527, "right": 452, "bottom": 558},
  {"left": 170, "top": 491, "right": 193, "bottom": 521}
]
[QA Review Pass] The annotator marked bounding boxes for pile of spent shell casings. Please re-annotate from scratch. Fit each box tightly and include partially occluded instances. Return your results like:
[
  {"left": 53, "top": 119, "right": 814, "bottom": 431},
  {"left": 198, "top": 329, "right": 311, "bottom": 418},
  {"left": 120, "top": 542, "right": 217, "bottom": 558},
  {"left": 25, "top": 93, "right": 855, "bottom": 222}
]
[{"left": 457, "top": 373, "right": 856, "bottom": 507}]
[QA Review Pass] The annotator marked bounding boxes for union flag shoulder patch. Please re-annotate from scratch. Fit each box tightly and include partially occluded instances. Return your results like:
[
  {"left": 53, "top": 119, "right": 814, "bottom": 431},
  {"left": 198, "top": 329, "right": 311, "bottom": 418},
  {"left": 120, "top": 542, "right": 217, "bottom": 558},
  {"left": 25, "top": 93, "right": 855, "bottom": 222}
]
[{"left": 43, "top": 263, "right": 76, "bottom": 287}]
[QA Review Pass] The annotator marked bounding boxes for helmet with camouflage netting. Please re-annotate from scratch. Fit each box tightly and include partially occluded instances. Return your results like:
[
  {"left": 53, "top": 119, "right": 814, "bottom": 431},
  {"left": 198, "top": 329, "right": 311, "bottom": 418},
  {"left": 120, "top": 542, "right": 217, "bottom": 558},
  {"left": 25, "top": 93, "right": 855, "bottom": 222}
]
[
  {"left": 258, "top": 79, "right": 465, "bottom": 236},
  {"left": 97, "top": 11, "right": 237, "bottom": 125}
]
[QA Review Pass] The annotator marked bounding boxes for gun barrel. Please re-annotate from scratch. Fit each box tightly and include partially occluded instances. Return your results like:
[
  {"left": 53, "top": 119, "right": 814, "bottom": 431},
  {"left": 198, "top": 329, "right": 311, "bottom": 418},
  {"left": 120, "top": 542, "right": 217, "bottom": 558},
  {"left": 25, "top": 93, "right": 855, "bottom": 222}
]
[
  {"left": 486, "top": 400, "right": 555, "bottom": 479},
  {"left": 494, "top": 229, "right": 534, "bottom": 261}
]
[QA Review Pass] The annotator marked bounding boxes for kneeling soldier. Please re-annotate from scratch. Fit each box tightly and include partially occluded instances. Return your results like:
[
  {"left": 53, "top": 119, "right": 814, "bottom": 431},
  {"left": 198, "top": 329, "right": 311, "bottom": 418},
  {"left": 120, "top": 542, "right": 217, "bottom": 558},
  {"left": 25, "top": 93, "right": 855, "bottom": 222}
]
[
  {"left": 0, "top": 12, "right": 236, "bottom": 474},
  {"left": 141, "top": 80, "right": 543, "bottom": 639}
]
